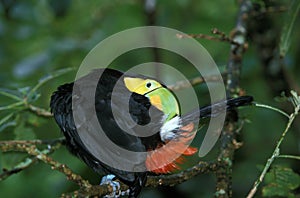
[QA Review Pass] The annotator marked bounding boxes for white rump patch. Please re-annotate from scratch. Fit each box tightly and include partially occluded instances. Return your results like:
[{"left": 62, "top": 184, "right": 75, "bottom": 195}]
[{"left": 160, "top": 116, "right": 182, "bottom": 142}]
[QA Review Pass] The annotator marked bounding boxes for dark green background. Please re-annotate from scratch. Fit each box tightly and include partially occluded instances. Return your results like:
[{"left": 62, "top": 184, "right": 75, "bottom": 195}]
[{"left": 0, "top": 0, "right": 299, "bottom": 197}]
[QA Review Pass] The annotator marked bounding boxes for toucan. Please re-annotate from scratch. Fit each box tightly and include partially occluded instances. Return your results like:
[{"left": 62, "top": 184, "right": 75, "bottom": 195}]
[{"left": 50, "top": 68, "right": 253, "bottom": 197}]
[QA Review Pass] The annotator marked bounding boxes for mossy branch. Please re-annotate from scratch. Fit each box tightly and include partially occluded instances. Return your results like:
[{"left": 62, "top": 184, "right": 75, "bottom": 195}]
[{"left": 0, "top": 138, "right": 220, "bottom": 197}]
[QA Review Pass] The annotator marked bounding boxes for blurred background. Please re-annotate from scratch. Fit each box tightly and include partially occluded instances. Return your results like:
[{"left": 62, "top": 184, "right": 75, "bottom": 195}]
[{"left": 0, "top": 0, "right": 299, "bottom": 197}]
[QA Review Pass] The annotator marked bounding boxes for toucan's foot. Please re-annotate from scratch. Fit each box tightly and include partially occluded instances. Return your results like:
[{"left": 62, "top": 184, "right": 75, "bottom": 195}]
[{"left": 100, "top": 174, "right": 124, "bottom": 198}]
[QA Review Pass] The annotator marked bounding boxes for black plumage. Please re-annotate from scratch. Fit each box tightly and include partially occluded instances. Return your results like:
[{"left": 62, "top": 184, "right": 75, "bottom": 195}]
[
  {"left": 50, "top": 68, "right": 253, "bottom": 197},
  {"left": 51, "top": 69, "right": 156, "bottom": 197}
]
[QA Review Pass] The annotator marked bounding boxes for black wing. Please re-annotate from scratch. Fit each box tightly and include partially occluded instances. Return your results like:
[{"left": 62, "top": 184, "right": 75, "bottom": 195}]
[{"left": 50, "top": 68, "right": 165, "bottom": 197}]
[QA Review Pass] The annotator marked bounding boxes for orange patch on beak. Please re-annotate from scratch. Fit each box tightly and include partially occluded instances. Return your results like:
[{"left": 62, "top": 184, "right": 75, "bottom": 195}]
[{"left": 149, "top": 95, "right": 163, "bottom": 111}]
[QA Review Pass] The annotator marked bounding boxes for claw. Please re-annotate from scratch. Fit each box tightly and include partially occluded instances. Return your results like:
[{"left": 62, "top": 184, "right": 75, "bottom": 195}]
[{"left": 100, "top": 174, "right": 121, "bottom": 198}]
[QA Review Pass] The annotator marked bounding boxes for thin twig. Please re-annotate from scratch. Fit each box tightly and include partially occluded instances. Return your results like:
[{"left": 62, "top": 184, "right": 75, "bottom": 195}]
[
  {"left": 0, "top": 138, "right": 65, "bottom": 146},
  {"left": 0, "top": 101, "right": 24, "bottom": 111},
  {"left": 250, "top": 5, "right": 287, "bottom": 17},
  {"left": 27, "top": 67, "right": 76, "bottom": 99},
  {"left": 168, "top": 73, "right": 227, "bottom": 91},
  {"left": 176, "top": 28, "right": 241, "bottom": 46},
  {"left": 0, "top": 156, "right": 38, "bottom": 181},
  {"left": 28, "top": 104, "right": 53, "bottom": 117},
  {"left": 0, "top": 139, "right": 91, "bottom": 188},
  {"left": 0, "top": 143, "right": 61, "bottom": 181},
  {"left": 276, "top": 154, "right": 300, "bottom": 161},
  {"left": 253, "top": 102, "right": 290, "bottom": 118},
  {"left": 246, "top": 101, "right": 299, "bottom": 198},
  {"left": 0, "top": 88, "right": 22, "bottom": 101}
]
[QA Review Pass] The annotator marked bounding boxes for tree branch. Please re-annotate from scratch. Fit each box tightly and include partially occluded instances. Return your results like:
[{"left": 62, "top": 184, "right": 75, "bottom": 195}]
[
  {"left": 0, "top": 138, "right": 221, "bottom": 197},
  {"left": 0, "top": 138, "right": 91, "bottom": 188},
  {"left": 28, "top": 104, "right": 53, "bottom": 117},
  {"left": 146, "top": 161, "right": 219, "bottom": 187},
  {"left": 176, "top": 28, "right": 241, "bottom": 45},
  {"left": 216, "top": 0, "right": 252, "bottom": 197},
  {"left": 66, "top": 161, "right": 220, "bottom": 197},
  {"left": 168, "top": 72, "right": 227, "bottom": 91}
]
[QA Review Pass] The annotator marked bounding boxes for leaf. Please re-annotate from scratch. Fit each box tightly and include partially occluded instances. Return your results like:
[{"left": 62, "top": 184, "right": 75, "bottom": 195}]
[
  {"left": 279, "top": 0, "right": 300, "bottom": 57},
  {"left": 290, "top": 90, "right": 300, "bottom": 107},
  {"left": 27, "top": 67, "right": 75, "bottom": 98},
  {"left": 262, "top": 166, "right": 300, "bottom": 197},
  {"left": 0, "top": 101, "right": 24, "bottom": 111},
  {"left": 274, "top": 91, "right": 290, "bottom": 103},
  {"left": 17, "top": 87, "right": 31, "bottom": 96},
  {"left": 0, "top": 121, "right": 17, "bottom": 132},
  {"left": 0, "top": 113, "right": 16, "bottom": 132},
  {"left": 39, "top": 67, "right": 75, "bottom": 84},
  {"left": 0, "top": 113, "right": 15, "bottom": 126},
  {"left": 262, "top": 183, "right": 294, "bottom": 198},
  {"left": 0, "top": 152, "right": 28, "bottom": 171},
  {"left": 13, "top": 116, "right": 36, "bottom": 140},
  {"left": 27, "top": 113, "right": 45, "bottom": 127},
  {"left": 274, "top": 90, "right": 300, "bottom": 109},
  {"left": 0, "top": 88, "right": 22, "bottom": 101},
  {"left": 26, "top": 92, "right": 41, "bottom": 103}
]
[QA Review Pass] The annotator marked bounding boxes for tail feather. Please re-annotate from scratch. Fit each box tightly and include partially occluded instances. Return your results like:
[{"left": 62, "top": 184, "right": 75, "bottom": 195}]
[
  {"left": 182, "top": 96, "right": 254, "bottom": 124},
  {"left": 199, "top": 95, "right": 254, "bottom": 118}
]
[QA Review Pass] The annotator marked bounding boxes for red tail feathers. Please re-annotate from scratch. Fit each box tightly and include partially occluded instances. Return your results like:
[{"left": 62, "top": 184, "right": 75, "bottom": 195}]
[{"left": 145, "top": 123, "right": 198, "bottom": 174}]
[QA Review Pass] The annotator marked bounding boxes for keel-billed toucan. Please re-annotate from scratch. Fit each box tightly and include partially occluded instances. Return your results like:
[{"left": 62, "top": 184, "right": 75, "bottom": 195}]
[{"left": 50, "top": 68, "right": 253, "bottom": 197}]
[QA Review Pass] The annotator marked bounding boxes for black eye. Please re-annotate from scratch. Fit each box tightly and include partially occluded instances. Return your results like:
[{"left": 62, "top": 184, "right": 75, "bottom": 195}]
[{"left": 146, "top": 82, "right": 152, "bottom": 88}]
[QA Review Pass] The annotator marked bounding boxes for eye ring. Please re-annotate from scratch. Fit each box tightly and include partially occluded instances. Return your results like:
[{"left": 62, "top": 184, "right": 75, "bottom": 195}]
[{"left": 146, "top": 82, "right": 152, "bottom": 88}]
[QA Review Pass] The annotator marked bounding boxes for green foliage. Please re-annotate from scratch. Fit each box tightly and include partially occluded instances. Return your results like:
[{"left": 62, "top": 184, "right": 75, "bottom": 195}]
[
  {"left": 0, "top": 0, "right": 299, "bottom": 197},
  {"left": 0, "top": 68, "right": 74, "bottom": 132},
  {"left": 280, "top": 0, "right": 300, "bottom": 57},
  {"left": 248, "top": 91, "right": 300, "bottom": 197},
  {"left": 290, "top": 90, "right": 300, "bottom": 108},
  {"left": 13, "top": 114, "right": 36, "bottom": 140},
  {"left": 262, "top": 166, "right": 300, "bottom": 197},
  {"left": 0, "top": 112, "right": 16, "bottom": 132}
]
